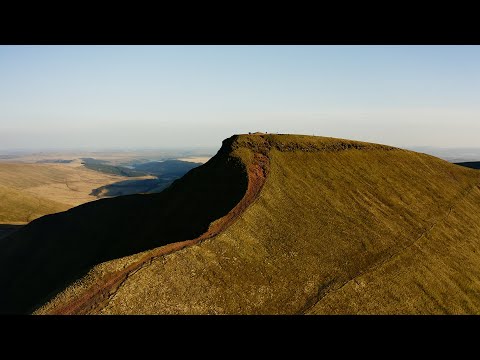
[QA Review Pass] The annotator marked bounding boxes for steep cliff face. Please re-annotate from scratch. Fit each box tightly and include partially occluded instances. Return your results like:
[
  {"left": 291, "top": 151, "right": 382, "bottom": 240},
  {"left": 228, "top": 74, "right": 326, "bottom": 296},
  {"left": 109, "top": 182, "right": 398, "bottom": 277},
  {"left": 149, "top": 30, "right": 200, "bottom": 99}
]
[{"left": 33, "top": 134, "right": 480, "bottom": 315}]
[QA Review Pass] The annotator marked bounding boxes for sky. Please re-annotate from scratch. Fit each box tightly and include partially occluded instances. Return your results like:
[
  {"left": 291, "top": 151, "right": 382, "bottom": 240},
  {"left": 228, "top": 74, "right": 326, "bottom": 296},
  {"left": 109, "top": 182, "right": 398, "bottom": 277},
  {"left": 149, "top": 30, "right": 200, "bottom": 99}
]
[{"left": 0, "top": 45, "right": 479, "bottom": 151}]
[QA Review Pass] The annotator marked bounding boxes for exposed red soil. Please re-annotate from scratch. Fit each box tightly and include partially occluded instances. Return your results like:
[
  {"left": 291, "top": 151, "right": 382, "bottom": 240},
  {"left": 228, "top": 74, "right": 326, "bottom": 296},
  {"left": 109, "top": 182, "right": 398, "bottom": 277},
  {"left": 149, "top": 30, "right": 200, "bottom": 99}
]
[{"left": 49, "top": 151, "right": 270, "bottom": 315}]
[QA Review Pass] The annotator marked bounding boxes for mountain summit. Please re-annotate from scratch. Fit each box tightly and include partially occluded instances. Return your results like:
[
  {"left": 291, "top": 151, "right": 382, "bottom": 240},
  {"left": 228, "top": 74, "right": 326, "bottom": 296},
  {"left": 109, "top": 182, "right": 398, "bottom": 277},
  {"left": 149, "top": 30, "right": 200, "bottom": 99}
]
[{"left": 2, "top": 133, "right": 480, "bottom": 314}]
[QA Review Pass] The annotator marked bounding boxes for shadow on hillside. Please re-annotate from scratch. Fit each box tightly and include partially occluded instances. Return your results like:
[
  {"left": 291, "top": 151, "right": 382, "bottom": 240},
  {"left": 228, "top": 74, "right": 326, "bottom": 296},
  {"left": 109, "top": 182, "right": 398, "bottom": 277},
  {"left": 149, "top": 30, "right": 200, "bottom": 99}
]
[
  {"left": 0, "top": 138, "right": 247, "bottom": 314},
  {"left": 455, "top": 161, "right": 480, "bottom": 170},
  {"left": 0, "top": 225, "right": 24, "bottom": 240},
  {"left": 90, "top": 178, "right": 173, "bottom": 197}
]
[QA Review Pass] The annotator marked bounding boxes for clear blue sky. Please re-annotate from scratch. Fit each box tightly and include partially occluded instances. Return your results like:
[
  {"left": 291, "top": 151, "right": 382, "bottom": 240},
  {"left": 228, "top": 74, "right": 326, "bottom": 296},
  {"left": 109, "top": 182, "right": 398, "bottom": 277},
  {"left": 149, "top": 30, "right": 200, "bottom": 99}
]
[{"left": 1, "top": 45, "right": 479, "bottom": 150}]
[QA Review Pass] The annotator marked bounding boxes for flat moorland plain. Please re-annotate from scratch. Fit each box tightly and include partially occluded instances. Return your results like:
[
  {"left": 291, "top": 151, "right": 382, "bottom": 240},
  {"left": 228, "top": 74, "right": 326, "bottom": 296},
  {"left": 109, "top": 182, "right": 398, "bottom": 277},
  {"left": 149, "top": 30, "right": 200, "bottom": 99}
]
[{"left": 0, "top": 150, "right": 212, "bottom": 166}]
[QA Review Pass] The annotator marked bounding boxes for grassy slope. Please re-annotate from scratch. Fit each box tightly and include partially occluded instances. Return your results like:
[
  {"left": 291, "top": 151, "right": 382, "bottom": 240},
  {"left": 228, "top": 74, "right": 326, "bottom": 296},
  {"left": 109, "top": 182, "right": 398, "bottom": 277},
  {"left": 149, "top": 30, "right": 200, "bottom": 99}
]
[
  {"left": 0, "top": 184, "right": 69, "bottom": 224},
  {"left": 38, "top": 134, "right": 480, "bottom": 314},
  {"left": 309, "top": 185, "right": 480, "bottom": 314},
  {"left": 0, "top": 162, "right": 102, "bottom": 189},
  {"left": 0, "top": 162, "right": 130, "bottom": 214}
]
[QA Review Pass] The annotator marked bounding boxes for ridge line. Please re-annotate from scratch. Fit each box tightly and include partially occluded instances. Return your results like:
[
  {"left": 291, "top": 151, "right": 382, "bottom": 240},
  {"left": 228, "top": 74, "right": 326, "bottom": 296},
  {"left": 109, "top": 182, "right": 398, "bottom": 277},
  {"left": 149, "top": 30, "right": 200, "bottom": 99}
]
[{"left": 49, "top": 148, "right": 270, "bottom": 314}]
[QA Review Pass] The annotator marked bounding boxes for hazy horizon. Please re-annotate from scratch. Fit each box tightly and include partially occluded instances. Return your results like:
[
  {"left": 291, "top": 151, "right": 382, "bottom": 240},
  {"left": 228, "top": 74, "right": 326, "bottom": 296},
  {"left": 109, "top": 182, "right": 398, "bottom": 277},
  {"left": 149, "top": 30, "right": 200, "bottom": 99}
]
[
  {"left": 2, "top": 141, "right": 480, "bottom": 164},
  {"left": 1, "top": 45, "right": 479, "bottom": 150},
  {"left": 1, "top": 140, "right": 480, "bottom": 153}
]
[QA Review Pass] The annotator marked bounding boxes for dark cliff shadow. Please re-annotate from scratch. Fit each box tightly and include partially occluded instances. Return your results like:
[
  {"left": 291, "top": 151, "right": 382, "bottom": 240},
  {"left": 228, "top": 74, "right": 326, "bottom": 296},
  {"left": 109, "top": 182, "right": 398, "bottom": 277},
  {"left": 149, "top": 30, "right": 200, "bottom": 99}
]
[
  {"left": 0, "top": 137, "right": 247, "bottom": 314},
  {"left": 0, "top": 225, "right": 24, "bottom": 240}
]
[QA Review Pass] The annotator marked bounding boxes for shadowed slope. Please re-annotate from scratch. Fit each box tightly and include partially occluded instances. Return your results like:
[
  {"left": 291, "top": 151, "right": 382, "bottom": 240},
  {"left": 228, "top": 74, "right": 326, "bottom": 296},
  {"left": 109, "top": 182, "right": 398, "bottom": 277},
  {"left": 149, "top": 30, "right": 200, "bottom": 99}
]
[
  {"left": 36, "top": 134, "right": 480, "bottom": 315},
  {"left": 46, "top": 147, "right": 268, "bottom": 315},
  {"left": 0, "top": 136, "right": 249, "bottom": 314}
]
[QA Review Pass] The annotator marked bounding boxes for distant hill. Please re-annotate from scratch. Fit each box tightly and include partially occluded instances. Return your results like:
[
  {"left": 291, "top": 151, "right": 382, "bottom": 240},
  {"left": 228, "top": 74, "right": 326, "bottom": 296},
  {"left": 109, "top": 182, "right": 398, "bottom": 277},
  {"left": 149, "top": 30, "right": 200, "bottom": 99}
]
[
  {"left": 0, "top": 158, "right": 197, "bottom": 225},
  {"left": 0, "top": 162, "right": 130, "bottom": 224},
  {"left": 81, "top": 158, "right": 201, "bottom": 179},
  {"left": 0, "top": 184, "right": 68, "bottom": 224},
  {"left": 84, "top": 159, "right": 201, "bottom": 197},
  {"left": 2, "top": 134, "right": 480, "bottom": 314},
  {"left": 36, "top": 160, "right": 73, "bottom": 164},
  {"left": 132, "top": 160, "right": 201, "bottom": 179},
  {"left": 81, "top": 158, "right": 148, "bottom": 177},
  {"left": 455, "top": 161, "right": 480, "bottom": 170}
]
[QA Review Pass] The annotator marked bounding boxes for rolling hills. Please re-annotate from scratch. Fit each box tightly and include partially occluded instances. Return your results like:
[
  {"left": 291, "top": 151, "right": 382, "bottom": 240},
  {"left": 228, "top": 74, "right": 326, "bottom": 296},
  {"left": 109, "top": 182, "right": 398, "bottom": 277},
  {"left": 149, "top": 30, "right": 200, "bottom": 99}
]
[
  {"left": 132, "top": 160, "right": 201, "bottom": 179},
  {"left": 0, "top": 158, "right": 202, "bottom": 224},
  {"left": 81, "top": 158, "right": 149, "bottom": 177},
  {"left": 0, "top": 161, "right": 134, "bottom": 224},
  {"left": 0, "top": 184, "right": 69, "bottom": 224},
  {"left": 83, "top": 159, "right": 202, "bottom": 197},
  {"left": 1, "top": 133, "right": 480, "bottom": 314}
]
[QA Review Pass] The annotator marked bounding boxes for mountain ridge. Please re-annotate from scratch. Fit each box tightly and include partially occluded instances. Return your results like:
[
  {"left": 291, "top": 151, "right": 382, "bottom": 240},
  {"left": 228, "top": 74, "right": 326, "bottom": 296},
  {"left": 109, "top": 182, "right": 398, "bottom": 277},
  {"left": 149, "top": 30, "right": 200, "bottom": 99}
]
[
  {"left": 2, "top": 133, "right": 480, "bottom": 314},
  {"left": 0, "top": 135, "right": 251, "bottom": 313}
]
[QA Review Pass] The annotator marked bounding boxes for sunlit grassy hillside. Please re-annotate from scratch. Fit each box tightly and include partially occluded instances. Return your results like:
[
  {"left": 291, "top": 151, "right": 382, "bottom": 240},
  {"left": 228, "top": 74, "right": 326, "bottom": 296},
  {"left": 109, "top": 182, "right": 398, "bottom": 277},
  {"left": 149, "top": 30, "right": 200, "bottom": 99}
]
[
  {"left": 0, "top": 134, "right": 480, "bottom": 314},
  {"left": 32, "top": 134, "right": 480, "bottom": 315}
]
